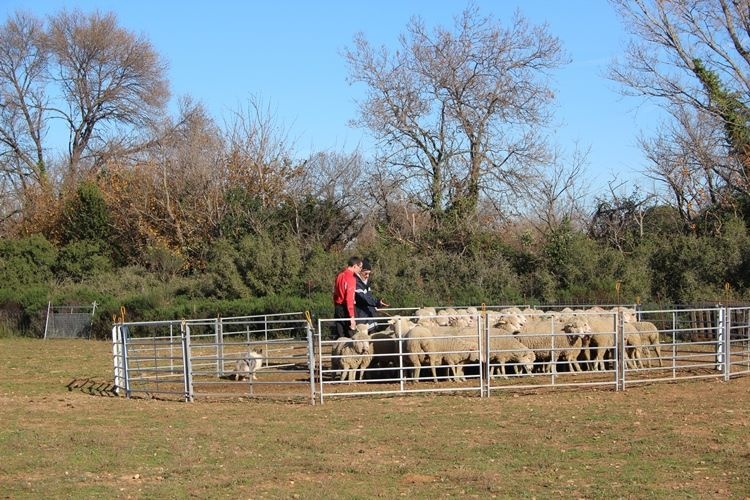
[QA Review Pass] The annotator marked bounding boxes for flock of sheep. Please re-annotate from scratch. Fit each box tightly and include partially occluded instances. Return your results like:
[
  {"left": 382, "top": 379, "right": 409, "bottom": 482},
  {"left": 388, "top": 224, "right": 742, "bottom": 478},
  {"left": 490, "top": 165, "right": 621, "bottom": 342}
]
[{"left": 329, "top": 306, "right": 664, "bottom": 383}]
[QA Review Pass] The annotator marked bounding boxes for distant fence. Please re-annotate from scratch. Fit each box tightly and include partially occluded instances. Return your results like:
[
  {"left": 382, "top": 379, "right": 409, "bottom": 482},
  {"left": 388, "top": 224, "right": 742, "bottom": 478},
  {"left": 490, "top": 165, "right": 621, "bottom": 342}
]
[
  {"left": 44, "top": 302, "right": 97, "bottom": 339},
  {"left": 112, "top": 305, "right": 750, "bottom": 404}
]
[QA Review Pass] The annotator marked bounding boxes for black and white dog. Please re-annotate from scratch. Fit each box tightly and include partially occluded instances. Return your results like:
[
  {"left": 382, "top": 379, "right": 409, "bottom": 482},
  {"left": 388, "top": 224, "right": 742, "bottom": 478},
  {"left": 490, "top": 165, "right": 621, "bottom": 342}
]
[{"left": 234, "top": 350, "right": 264, "bottom": 381}]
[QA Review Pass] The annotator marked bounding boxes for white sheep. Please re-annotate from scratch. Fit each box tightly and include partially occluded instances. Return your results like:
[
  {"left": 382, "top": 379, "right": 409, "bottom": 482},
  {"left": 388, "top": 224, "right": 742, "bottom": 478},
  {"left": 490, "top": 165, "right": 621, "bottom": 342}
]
[
  {"left": 486, "top": 333, "right": 536, "bottom": 379},
  {"left": 583, "top": 315, "right": 646, "bottom": 371},
  {"left": 404, "top": 324, "right": 479, "bottom": 382},
  {"left": 624, "top": 324, "right": 644, "bottom": 369},
  {"left": 491, "top": 312, "right": 528, "bottom": 332},
  {"left": 234, "top": 350, "right": 264, "bottom": 381},
  {"left": 581, "top": 314, "right": 618, "bottom": 371},
  {"left": 611, "top": 306, "right": 638, "bottom": 323},
  {"left": 630, "top": 321, "right": 663, "bottom": 367},
  {"left": 431, "top": 324, "right": 481, "bottom": 381},
  {"left": 557, "top": 318, "right": 591, "bottom": 373},
  {"left": 331, "top": 325, "right": 371, "bottom": 382},
  {"left": 513, "top": 317, "right": 589, "bottom": 373},
  {"left": 386, "top": 316, "right": 417, "bottom": 337}
]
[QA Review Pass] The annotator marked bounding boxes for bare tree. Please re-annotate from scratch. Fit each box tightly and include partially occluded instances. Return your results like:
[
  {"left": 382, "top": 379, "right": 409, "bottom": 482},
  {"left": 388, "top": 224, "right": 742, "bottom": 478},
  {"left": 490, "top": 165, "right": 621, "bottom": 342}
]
[
  {"left": 286, "top": 150, "right": 369, "bottom": 250},
  {"left": 0, "top": 9, "right": 169, "bottom": 234},
  {"left": 345, "top": 5, "right": 566, "bottom": 226},
  {"left": 0, "top": 12, "right": 48, "bottom": 228},
  {"left": 610, "top": 0, "right": 750, "bottom": 218},
  {"left": 44, "top": 9, "right": 169, "bottom": 178},
  {"left": 639, "top": 105, "right": 727, "bottom": 225},
  {"left": 99, "top": 98, "right": 226, "bottom": 262},
  {"left": 589, "top": 178, "right": 657, "bottom": 252},
  {"left": 518, "top": 144, "right": 592, "bottom": 235},
  {"left": 225, "top": 96, "right": 300, "bottom": 211}
]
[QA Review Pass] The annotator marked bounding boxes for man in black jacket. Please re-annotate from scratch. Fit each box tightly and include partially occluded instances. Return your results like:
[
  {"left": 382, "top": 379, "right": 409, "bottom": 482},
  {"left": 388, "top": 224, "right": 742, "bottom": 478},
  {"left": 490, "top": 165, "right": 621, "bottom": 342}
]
[{"left": 354, "top": 258, "right": 389, "bottom": 332}]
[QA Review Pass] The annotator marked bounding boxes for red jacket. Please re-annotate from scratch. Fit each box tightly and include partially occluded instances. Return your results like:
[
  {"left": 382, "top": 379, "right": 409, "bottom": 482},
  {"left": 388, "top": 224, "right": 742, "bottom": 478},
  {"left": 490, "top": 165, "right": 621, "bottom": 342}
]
[{"left": 332, "top": 267, "right": 356, "bottom": 317}]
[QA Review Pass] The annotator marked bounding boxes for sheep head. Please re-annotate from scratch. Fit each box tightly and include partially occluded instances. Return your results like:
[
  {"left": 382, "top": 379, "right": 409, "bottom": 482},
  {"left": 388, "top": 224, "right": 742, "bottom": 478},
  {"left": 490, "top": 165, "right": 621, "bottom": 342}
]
[
  {"left": 351, "top": 328, "right": 371, "bottom": 354},
  {"left": 494, "top": 313, "right": 526, "bottom": 332},
  {"left": 563, "top": 319, "right": 591, "bottom": 337},
  {"left": 519, "top": 351, "right": 536, "bottom": 373},
  {"left": 387, "top": 316, "right": 414, "bottom": 336}
]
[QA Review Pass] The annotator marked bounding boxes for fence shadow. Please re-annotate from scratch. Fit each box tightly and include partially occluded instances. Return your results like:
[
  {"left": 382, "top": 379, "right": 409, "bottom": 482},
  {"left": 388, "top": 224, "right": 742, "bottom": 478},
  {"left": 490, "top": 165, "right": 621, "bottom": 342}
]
[{"left": 66, "top": 377, "right": 118, "bottom": 397}]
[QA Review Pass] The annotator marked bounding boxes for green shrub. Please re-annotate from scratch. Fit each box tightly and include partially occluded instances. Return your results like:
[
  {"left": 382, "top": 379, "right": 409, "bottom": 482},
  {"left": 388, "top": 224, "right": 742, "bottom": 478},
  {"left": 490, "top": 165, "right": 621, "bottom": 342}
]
[
  {"left": 60, "top": 181, "right": 111, "bottom": 244},
  {"left": 54, "top": 240, "right": 113, "bottom": 282},
  {"left": 0, "top": 234, "right": 56, "bottom": 286}
]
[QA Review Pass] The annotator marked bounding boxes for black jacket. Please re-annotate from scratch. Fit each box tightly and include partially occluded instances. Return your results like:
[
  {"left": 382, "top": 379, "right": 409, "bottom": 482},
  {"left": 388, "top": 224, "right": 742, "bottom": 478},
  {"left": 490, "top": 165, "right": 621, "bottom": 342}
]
[{"left": 354, "top": 273, "right": 380, "bottom": 319}]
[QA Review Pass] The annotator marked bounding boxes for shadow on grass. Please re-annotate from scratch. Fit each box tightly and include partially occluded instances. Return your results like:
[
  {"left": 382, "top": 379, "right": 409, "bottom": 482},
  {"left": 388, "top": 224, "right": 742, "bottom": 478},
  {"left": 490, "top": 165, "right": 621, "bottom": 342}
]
[{"left": 66, "top": 377, "right": 118, "bottom": 397}]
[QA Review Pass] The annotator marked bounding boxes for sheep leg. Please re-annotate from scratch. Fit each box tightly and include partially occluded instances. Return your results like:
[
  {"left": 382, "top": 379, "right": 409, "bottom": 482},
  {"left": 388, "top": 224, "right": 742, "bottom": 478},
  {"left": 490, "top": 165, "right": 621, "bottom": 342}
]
[
  {"left": 593, "top": 349, "right": 605, "bottom": 371},
  {"left": 654, "top": 344, "right": 663, "bottom": 367},
  {"left": 429, "top": 359, "right": 439, "bottom": 383},
  {"left": 499, "top": 361, "right": 508, "bottom": 379},
  {"left": 567, "top": 358, "right": 581, "bottom": 373},
  {"left": 449, "top": 364, "right": 459, "bottom": 382},
  {"left": 581, "top": 339, "right": 592, "bottom": 370},
  {"left": 634, "top": 349, "right": 643, "bottom": 369},
  {"left": 408, "top": 354, "right": 421, "bottom": 382},
  {"left": 642, "top": 346, "right": 652, "bottom": 368},
  {"left": 456, "top": 364, "right": 466, "bottom": 382}
]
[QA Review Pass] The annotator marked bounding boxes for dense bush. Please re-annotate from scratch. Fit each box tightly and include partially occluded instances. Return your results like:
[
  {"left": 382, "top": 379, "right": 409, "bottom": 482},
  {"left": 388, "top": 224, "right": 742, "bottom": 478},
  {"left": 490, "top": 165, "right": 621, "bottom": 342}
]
[{"left": 4, "top": 193, "right": 750, "bottom": 338}]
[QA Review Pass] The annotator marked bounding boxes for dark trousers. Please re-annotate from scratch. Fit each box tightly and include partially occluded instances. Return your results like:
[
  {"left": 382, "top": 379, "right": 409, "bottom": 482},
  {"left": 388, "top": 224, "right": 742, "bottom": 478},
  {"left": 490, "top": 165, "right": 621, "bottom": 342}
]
[{"left": 333, "top": 303, "right": 353, "bottom": 339}]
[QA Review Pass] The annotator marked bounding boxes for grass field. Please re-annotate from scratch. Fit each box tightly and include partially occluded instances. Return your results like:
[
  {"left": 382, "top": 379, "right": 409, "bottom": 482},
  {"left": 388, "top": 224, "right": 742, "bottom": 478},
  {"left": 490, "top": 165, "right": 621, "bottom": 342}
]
[{"left": 1, "top": 338, "right": 749, "bottom": 498}]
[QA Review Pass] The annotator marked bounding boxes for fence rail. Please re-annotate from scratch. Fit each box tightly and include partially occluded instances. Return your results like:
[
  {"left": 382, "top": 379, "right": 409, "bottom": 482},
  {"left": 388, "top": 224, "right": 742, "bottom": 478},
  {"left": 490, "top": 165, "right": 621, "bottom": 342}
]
[{"left": 112, "top": 306, "right": 750, "bottom": 404}]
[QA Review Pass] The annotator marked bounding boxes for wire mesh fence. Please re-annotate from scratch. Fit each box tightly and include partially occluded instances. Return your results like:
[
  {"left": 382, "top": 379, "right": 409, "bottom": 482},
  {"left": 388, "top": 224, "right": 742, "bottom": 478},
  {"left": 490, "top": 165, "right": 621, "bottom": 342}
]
[{"left": 44, "top": 302, "right": 97, "bottom": 339}]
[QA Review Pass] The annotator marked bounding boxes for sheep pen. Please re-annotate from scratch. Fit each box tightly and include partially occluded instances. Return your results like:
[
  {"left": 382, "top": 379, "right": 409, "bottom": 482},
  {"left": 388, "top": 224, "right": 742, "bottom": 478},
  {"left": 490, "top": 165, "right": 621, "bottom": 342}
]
[{"left": 112, "top": 305, "right": 750, "bottom": 402}]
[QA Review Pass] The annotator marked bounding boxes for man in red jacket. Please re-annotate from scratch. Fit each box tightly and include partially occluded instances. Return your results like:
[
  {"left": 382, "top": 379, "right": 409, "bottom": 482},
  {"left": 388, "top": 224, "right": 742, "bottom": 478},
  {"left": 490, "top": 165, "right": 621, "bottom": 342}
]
[{"left": 332, "top": 256, "right": 363, "bottom": 338}]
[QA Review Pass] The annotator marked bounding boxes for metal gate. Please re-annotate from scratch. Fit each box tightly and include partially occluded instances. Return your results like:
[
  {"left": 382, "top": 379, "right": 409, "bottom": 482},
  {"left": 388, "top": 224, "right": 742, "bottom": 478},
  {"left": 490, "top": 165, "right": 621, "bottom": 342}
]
[{"left": 112, "top": 313, "right": 314, "bottom": 402}]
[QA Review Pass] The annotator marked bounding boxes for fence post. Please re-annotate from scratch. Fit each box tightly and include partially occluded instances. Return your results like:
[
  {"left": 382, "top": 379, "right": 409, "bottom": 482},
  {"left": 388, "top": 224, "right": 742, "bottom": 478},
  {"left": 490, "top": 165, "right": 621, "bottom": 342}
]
[
  {"left": 718, "top": 307, "right": 730, "bottom": 380},
  {"left": 306, "top": 322, "right": 316, "bottom": 405},
  {"left": 112, "top": 325, "right": 123, "bottom": 396},
  {"left": 181, "top": 321, "right": 194, "bottom": 402},
  {"left": 616, "top": 311, "right": 625, "bottom": 391},
  {"left": 715, "top": 307, "right": 724, "bottom": 372},
  {"left": 44, "top": 301, "right": 52, "bottom": 339},
  {"left": 117, "top": 325, "right": 132, "bottom": 398},
  {"left": 398, "top": 318, "right": 406, "bottom": 392},
  {"left": 482, "top": 312, "right": 489, "bottom": 398},
  {"left": 215, "top": 317, "right": 223, "bottom": 378},
  {"left": 316, "top": 319, "right": 325, "bottom": 404},
  {"left": 482, "top": 315, "right": 487, "bottom": 398}
]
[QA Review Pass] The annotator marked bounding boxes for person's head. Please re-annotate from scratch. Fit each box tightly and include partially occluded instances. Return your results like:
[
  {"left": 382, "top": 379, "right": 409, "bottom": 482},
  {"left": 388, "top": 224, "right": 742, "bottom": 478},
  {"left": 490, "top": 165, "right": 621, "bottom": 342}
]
[
  {"left": 360, "top": 258, "right": 372, "bottom": 279},
  {"left": 347, "top": 256, "right": 363, "bottom": 272}
]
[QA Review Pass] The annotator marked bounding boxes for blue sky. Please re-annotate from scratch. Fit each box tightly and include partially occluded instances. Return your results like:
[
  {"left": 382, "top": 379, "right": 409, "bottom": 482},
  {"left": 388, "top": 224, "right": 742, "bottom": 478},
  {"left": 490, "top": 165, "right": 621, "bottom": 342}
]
[{"left": 1, "top": 1, "right": 662, "bottom": 192}]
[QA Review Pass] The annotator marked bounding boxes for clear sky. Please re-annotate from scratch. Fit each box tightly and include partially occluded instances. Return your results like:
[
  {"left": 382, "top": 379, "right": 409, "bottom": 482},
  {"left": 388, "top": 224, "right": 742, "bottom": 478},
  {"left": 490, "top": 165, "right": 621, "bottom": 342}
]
[{"left": 1, "top": 0, "right": 662, "bottom": 193}]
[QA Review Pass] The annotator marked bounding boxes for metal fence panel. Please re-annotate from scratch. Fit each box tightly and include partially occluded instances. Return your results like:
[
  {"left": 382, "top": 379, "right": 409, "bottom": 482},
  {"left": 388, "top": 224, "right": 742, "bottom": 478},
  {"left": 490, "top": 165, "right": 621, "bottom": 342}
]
[
  {"left": 113, "top": 313, "right": 313, "bottom": 402},
  {"left": 621, "top": 307, "right": 727, "bottom": 386},
  {"left": 728, "top": 307, "right": 750, "bottom": 377},
  {"left": 44, "top": 302, "right": 96, "bottom": 339},
  {"left": 316, "top": 315, "right": 484, "bottom": 402}
]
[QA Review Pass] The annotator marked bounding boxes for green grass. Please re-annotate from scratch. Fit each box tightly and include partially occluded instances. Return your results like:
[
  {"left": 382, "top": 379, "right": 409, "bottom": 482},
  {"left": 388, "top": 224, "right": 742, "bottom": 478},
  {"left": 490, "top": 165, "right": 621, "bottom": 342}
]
[{"left": 1, "top": 338, "right": 749, "bottom": 498}]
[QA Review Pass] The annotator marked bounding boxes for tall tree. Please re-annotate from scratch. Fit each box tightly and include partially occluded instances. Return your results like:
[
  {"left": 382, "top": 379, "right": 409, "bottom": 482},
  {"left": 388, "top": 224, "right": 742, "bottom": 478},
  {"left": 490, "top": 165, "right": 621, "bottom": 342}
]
[
  {"left": 610, "top": 0, "right": 750, "bottom": 220},
  {"left": 0, "top": 9, "right": 169, "bottom": 234},
  {"left": 44, "top": 9, "right": 169, "bottom": 178},
  {"left": 0, "top": 12, "right": 48, "bottom": 226},
  {"left": 101, "top": 99, "right": 225, "bottom": 264},
  {"left": 345, "top": 5, "right": 566, "bottom": 226}
]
